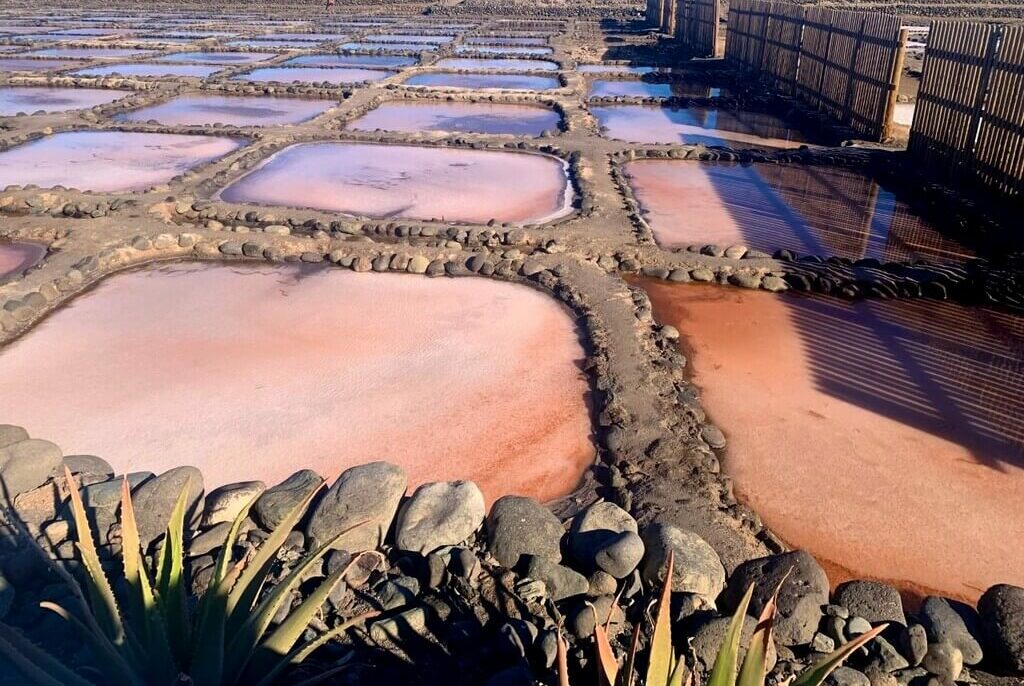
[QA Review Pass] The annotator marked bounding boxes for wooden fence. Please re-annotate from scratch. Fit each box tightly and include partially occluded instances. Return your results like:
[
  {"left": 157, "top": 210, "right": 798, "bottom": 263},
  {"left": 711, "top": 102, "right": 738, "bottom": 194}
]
[
  {"left": 646, "top": 0, "right": 662, "bottom": 28},
  {"left": 909, "top": 21, "right": 1024, "bottom": 198},
  {"left": 725, "top": 0, "right": 906, "bottom": 140},
  {"left": 674, "top": 0, "right": 721, "bottom": 57}
]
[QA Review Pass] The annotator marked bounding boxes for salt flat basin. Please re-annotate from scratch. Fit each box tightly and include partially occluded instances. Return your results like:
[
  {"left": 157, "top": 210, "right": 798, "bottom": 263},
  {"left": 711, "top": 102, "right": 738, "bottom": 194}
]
[
  {"left": 0, "top": 263, "right": 595, "bottom": 501},
  {"left": 623, "top": 160, "right": 971, "bottom": 263},
  {"left": 466, "top": 36, "right": 549, "bottom": 45},
  {"left": 638, "top": 280, "right": 1024, "bottom": 601},
  {"left": 0, "top": 58, "right": 77, "bottom": 73},
  {"left": 0, "top": 131, "right": 242, "bottom": 192},
  {"left": 589, "top": 80, "right": 726, "bottom": 99},
  {"left": 456, "top": 45, "right": 554, "bottom": 56},
  {"left": 0, "top": 240, "right": 46, "bottom": 279},
  {"left": 220, "top": 142, "right": 571, "bottom": 224},
  {"left": 404, "top": 72, "right": 560, "bottom": 91},
  {"left": 19, "top": 47, "right": 155, "bottom": 59},
  {"left": 578, "top": 64, "right": 657, "bottom": 74},
  {"left": 156, "top": 51, "right": 274, "bottom": 64},
  {"left": 366, "top": 34, "right": 454, "bottom": 43},
  {"left": 593, "top": 105, "right": 814, "bottom": 148},
  {"left": 257, "top": 32, "right": 348, "bottom": 41},
  {"left": 236, "top": 67, "right": 393, "bottom": 84},
  {"left": 340, "top": 42, "right": 439, "bottom": 52},
  {"left": 0, "top": 86, "right": 129, "bottom": 115},
  {"left": 435, "top": 57, "right": 558, "bottom": 71},
  {"left": 285, "top": 54, "right": 417, "bottom": 68},
  {"left": 228, "top": 40, "right": 314, "bottom": 49},
  {"left": 73, "top": 63, "right": 223, "bottom": 78},
  {"left": 349, "top": 101, "right": 560, "bottom": 136},
  {"left": 115, "top": 94, "right": 335, "bottom": 126}
]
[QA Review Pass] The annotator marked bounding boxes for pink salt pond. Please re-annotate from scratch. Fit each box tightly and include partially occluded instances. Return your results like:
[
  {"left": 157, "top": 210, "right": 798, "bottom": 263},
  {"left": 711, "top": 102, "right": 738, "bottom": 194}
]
[
  {"left": 404, "top": 72, "right": 560, "bottom": 91},
  {"left": 638, "top": 281, "right": 1024, "bottom": 602},
  {"left": 0, "top": 263, "right": 595, "bottom": 503},
  {"left": 156, "top": 51, "right": 274, "bottom": 64},
  {"left": 235, "top": 67, "right": 394, "bottom": 84},
  {"left": 0, "top": 240, "right": 46, "bottom": 280},
  {"left": 348, "top": 101, "right": 560, "bottom": 136},
  {"left": 593, "top": 105, "right": 814, "bottom": 148},
  {"left": 0, "top": 58, "right": 77, "bottom": 73},
  {"left": 116, "top": 94, "right": 335, "bottom": 127},
  {"left": 623, "top": 160, "right": 972, "bottom": 263},
  {"left": 0, "top": 86, "right": 129, "bottom": 115},
  {"left": 0, "top": 131, "right": 242, "bottom": 192},
  {"left": 220, "top": 142, "right": 571, "bottom": 224},
  {"left": 73, "top": 63, "right": 223, "bottom": 78},
  {"left": 19, "top": 47, "right": 156, "bottom": 59}
]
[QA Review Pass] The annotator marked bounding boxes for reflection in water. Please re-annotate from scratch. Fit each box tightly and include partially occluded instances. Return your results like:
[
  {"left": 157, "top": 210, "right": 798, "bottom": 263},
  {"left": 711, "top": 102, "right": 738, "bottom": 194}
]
[
  {"left": 0, "top": 131, "right": 242, "bottom": 192},
  {"left": 465, "top": 36, "right": 548, "bottom": 46},
  {"left": 578, "top": 64, "right": 658, "bottom": 74},
  {"left": 155, "top": 51, "right": 274, "bottom": 64},
  {"left": 624, "top": 160, "right": 972, "bottom": 263},
  {"left": 404, "top": 72, "right": 559, "bottom": 91},
  {"left": 365, "top": 34, "right": 454, "bottom": 43},
  {"left": 73, "top": 63, "right": 223, "bottom": 78},
  {"left": 589, "top": 80, "right": 726, "bottom": 99},
  {"left": 0, "top": 263, "right": 595, "bottom": 501},
  {"left": 638, "top": 279, "right": 1024, "bottom": 601},
  {"left": 235, "top": 67, "right": 394, "bottom": 84},
  {"left": 0, "top": 240, "right": 46, "bottom": 279},
  {"left": 434, "top": 57, "right": 558, "bottom": 71},
  {"left": 220, "top": 142, "right": 571, "bottom": 224},
  {"left": 340, "top": 41, "right": 439, "bottom": 52},
  {"left": 19, "top": 47, "right": 156, "bottom": 59},
  {"left": 349, "top": 101, "right": 560, "bottom": 136},
  {"left": 115, "top": 94, "right": 335, "bottom": 126},
  {"left": 593, "top": 105, "right": 813, "bottom": 148},
  {"left": 284, "top": 54, "right": 417, "bottom": 68},
  {"left": 0, "top": 86, "right": 129, "bottom": 115}
]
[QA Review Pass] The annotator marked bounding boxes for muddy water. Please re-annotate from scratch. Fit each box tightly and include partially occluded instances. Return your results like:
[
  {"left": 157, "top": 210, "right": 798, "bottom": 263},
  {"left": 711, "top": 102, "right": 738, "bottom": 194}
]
[
  {"left": 435, "top": 57, "right": 558, "bottom": 71},
  {"left": 220, "top": 142, "right": 571, "bottom": 224},
  {"left": 73, "top": 63, "right": 223, "bottom": 78},
  {"left": 284, "top": 54, "right": 417, "bottom": 68},
  {"left": 589, "top": 80, "right": 726, "bottom": 99},
  {"left": 116, "top": 94, "right": 335, "bottom": 126},
  {"left": 0, "top": 240, "right": 46, "bottom": 280},
  {"left": 349, "top": 101, "right": 560, "bottom": 136},
  {"left": 623, "top": 160, "right": 971, "bottom": 263},
  {"left": 593, "top": 105, "right": 814, "bottom": 148},
  {"left": 637, "top": 280, "right": 1024, "bottom": 601},
  {"left": 0, "top": 131, "right": 242, "bottom": 192},
  {"left": 236, "top": 67, "right": 393, "bottom": 84},
  {"left": 0, "top": 86, "right": 129, "bottom": 115},
  {"left": 404, "top": 72, "right": 559, "bottom": 91},
  {"left": 0, "top": 263, "right": 595, "bottom": 501}
]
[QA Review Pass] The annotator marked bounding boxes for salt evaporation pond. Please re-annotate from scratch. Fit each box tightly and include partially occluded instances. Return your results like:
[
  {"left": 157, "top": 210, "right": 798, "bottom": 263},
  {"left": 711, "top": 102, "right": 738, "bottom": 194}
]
[
  {"left": 227, "top": 40, "right": 314, "bottom": 49},
  {"left": 593, "top": 105, "right": 814, "bottom": 148},
  {"left": 0, "top": 58, "right": 77, "bottom": 73},
  {"left": 340, "top": 42, "right": 439, "bottom": 52},
  {"left": 0, "top": 86, "right": 129, "bottom": 115},
  {"left": 638, "top": 281, "right": 1024, "bottom": 601},
  {"left": 435, "top": 57, "right": 558, "bottom": 71},
  {"left": 624, "top": 160, "right": 971, "bottom": 263},
  {"left": 0, "top": 263, "right": 595, "bottom": 501},
  {"left": 404, "top": 72, "right": 559, "bottom": 91},
  {"left": 589, "top": 80, "right": 726, "bottom": 99},
  {"left": 19, "top": 47, "right": 155, "bottom": 59},
  {"left": 0, "top": 240, "right": 46, "bottom": 280},
  {"left": 456, "top": 45, "right": 553, "bottom": 56},
  {"left": 465, "top": 36, "right": 548, "bottom": 45},
  {"left": 220, "top": 142, "right": 571, "bottom": 224},
  {"left": 236, "top": 67, "right": 393, "bottom": 84},
  {"left": 156, "top": 51, "right": 274, "bottom": 64},
  {"left": 257, "top": 32, "right": 349, "bottom": 41},
  {"left": 73, "top": 63, "right": 223, "bottom": 78},
  {"left": 366, "top": 34, "right": 454, "bottom": 43},
  {"left": 578, "top": 64, "right": 657, "bottom": 74},
  {"left": 0, "top": 131, "right": 242, "bottom": 192},
  {"left": 116, "top": 94, "right": 335, "bottom": 126},
  {"left": 284, "top": 54, "right": 417, "bottom": 68},
  {"left": 349, "top": 102, "right": 560, "bottom": 136}
]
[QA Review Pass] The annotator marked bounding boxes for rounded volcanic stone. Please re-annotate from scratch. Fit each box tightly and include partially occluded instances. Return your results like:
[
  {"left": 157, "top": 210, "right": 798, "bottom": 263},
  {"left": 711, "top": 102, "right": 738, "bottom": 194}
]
[
  {"left": 922, "top": 641, "right": 963, "bottom": 681},
  {"left": 568, "top": 501, "right": 638, "bottom": 571},
  {"left": 202, "top": 480, "right": 265, "bottom": 527},
  {"left": 834, "top": 580, "right": 906, "bottom": 625},
  {"left": 593, "top": 531, "right": 645, "bottom": 579},
  {"left": 253, "top": 469, "right": 323, "bottom": 531},
  {"left": 131, "top": 466, "right": 204, "bottom": 547},
  {"left": 721, "top": 550, "right": 829, "bottom": 647},
  {"left": 0, "top": 425, "right": 29, "bottom": 449},
  {"left": 61, "top": 455, "right": 114, "bottom": 478},
  {"left": 918, "top": 596, "right": 984, "bottom": 665},
  {"left": 306, "top": 462, "right": 407, "bottom": 552},
  {"left": 525, "top": 556, "right": 588, "bottom": 601},
  {"left": 0, "top": 438, "right": 63, "bottom": 499},
  {"left": 640, "top": 522, "right": 725, "bottom": 602},
  {"left": 978, "top": 584, "right": 1024, "bottom": 672},
  {"left": 486, "top": 495, "right": 564, "bottom": 569},
  {"left": 691, "top": 614, "right": 777, "bottom": 674},
  {"left": 394, "top": 480, "right": 485, "bottom": 555}
]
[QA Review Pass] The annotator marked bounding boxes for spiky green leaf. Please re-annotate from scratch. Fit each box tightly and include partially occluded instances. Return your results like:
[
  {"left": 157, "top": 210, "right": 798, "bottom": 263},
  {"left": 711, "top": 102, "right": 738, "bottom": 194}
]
[
  {"left": 253, "top": 613, "right": 376, "bottom": 686},
  {"left": 646, "top": 551, "right": 675, "bottom": 686},
  {"left": 154, "top": 481, "right": 191, "bottom": 665},
  {"left": 0, "top": 622, "right": 96, "bottom": 686},
  {"left": 792, "top": 624, "right": 888, "bottom": 686},
  {"left": 708, "top": 582, "right": 754, "bottom": 686}
]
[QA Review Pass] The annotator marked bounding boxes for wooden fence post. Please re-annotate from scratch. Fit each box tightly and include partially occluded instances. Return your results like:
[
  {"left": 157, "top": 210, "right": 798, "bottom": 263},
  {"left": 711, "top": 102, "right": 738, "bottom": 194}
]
[{"left": 881, "top": 28, "right": 909, "bottom": 140}]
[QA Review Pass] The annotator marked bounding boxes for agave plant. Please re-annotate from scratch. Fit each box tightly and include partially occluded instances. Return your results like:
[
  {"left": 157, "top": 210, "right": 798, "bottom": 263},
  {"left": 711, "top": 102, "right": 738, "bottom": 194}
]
[
  {"left": 0, "top": 466, "right": 379, "bottom": 686},
  {"left": 577, "top": 552, "right": 887, "bottom": 686}
]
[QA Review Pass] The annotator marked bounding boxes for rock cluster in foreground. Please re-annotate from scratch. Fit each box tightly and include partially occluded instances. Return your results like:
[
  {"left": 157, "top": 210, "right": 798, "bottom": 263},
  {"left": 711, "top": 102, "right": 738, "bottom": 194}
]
[{"left": 1, "top": 424, "right": 1022, "bottom": 685}]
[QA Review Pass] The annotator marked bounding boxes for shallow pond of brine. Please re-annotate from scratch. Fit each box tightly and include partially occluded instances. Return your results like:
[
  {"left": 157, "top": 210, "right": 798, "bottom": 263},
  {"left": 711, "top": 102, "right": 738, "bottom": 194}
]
[
  {"left": 0, "top": 86, "right": 129, "bottom": 115},
  {"left": 116, "top": 94, "right": 335, "bottom": 127},
  {"left": 593, "top": 105, "right": 815, "bottom": 148},
  {"left": 0, "top": 240, "right": 46, "bottom": 280},
  {"left": 348, "top": 101, "right": 560, "bottom": 136}
]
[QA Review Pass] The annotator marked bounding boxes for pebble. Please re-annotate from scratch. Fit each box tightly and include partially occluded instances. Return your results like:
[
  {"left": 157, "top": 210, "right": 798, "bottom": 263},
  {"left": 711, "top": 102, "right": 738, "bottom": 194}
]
[
  {"left": 306, "top": 462, "right": 407, "bottom": 552},
  {"left": 394, "top": 480, "right": 485, "bottom": 555},
  {"left": 640, "top": 522, "right": 724, "bottom": 603},
  {"left": 486, "top": 495, "right": 564, "bottom": 569},
  {"left": 921, "top": 641, "right": 963, "bottom": 681},
  {"left": 918, "top": 596, "right": 984, "bottom": 665},
  {"left": 253, "top": 470, "right": 323, "bottom": 531},
  {"left": 835, "top": 580, "right": 906, "bottom": 625},
  {"left": 978, "top": 584, "right": 1024, "bottom": 672}
]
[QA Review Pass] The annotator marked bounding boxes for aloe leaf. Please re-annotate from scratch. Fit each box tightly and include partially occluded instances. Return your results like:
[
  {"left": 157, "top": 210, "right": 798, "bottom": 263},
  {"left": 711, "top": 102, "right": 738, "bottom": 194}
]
[
  {"left": 738, "top": 570, "right": 790, "bottom": 686},
  {"left": 154, "top": 481, "right": 191, "bottom": 665},
  {"left": 241, "top": 548, "right": 376, "bottom": 681},
  {"left": 646, "top": 550, "right": 675, "bottom": 686},
  {"left": 591, "top": 604, "right": 618, "bottom": 686},
  {"left": 288, "top": 660, "right": 355, "bottom": 686},
  {"left": 252, "top": 613, "right": 376, "bottom": 686},
  {"left": 792, "top": 624, "right": 888, "bottom": 686},
  {"left": 556, "top": 629, "right": 570, "bottom": 686},
  {"left": 0, "top": 622, "right": 97, "bottom": 686},
  {"left": 62, "top": 465, "right": 125, "bottom": 645},
  {"left": 40, "top": 602, "right": 145, "bottom": 686},
  {"left": 225, "top": 484, "right": 323, "bottom": 635},
  {"left": 708, "top": 582, "right": 754, "bottom": 686},
  {"left": 669, "top": 656, "right": 688, "bottom": 686},
  {"left": 623, "top": 622, "right": 641, "bottom": 686}
]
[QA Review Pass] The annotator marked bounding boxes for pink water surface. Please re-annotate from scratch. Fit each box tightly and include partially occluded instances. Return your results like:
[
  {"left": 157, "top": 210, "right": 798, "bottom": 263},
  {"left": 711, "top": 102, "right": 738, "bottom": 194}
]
[
  {"left": 73, "top": 63, "right": 223, "bottom": 78},
  {"left": 0, "top": 58, "right": 77, "bottom": 73},
  {"left": 0, "top": 263, "right": 595, "bottom": 501},
  {"left": 0, "top": 131, "right": 242, "bottom": 192},
  {"left": 593, "top": 105, "right": 814, "bottom": 148},
  {"left": 348, "top": 101, "right": 560, "bottom": 136},
  {"left": 221, "top": 142, "right": 571, "bottom": 224},
  {"left": 117, "top": 94, "right": 335, "bottom": 126},
  {"left": 0, "top": 241, "right": 46, "bottom": 279},
  {"left": 0, "top": 87, "right": 129, "bottom": 115},
  {"left": 235, "top": 67, "right": 394, "bottom": 84}
]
